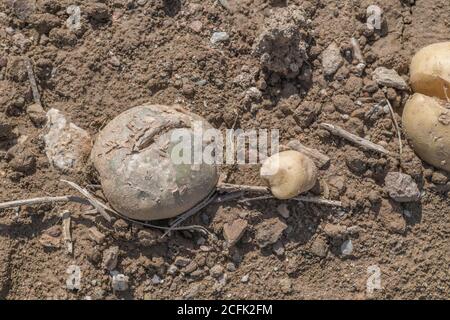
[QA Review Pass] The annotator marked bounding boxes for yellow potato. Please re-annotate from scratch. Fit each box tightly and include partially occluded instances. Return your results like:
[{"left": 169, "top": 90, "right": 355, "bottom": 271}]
[
  {"left": 260, "top": 150, "right": 318, "bottom": 199},
  {"left": 402, "top": 93, "right": 450, "bottom": 172},
  {"left": 410, "top": 42, "right": 450, "bottom": 100}
]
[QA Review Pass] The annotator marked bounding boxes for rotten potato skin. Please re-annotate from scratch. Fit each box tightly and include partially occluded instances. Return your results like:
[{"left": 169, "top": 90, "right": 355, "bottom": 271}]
[
  {"left": 410, "top": 42, "right": 450, "bottom": 100},
  {"left": 403, "top": 93, "right": 450, "bottom": 173},
  {"left": 260, "top": 150, "right": 318, "bottom": 199},
  {"left": 91, "top": 104, "right": 218, "bottom": 221}
]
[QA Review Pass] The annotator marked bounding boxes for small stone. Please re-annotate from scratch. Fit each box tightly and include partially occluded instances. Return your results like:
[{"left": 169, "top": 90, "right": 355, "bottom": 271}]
[
  {"left": 332, "top": 94, "right": 357, "bottom": 115},
  {"left": 111, "top": 272, "right": 129, "bottom": 291},
  {"left": 183, "top": 261, "right": 198, "bottom": 274},
  {"left": 39, "top": 225, "right": 61, "bottom": 248},
  {"left": 279, "top": 278, "right": 292, "bottom": 293},
  {"left": 6, "top": 144, "right": 36, "bottom": 174},
  {"left": 174, "top": 257, "right": 191, "bottom": 268},
  {"left": 102, "top": 246, "right": 119, "bottom": 271},
  {"left": 341, "top": 239, "right": 353, "bottom": 256},
  {"left": 385, "top": 172, "right": 420, "bottom": 202},
  {"left": 431, "top": 171, "right": 448, "bottom": 185},
  {"left": 322, "top": 42, "right": 343, "bottom": 77},
  {"left": 223, "top": 219, "right": 248, "bottom": 246},
  {"left": 323, "top": 223, "right": 347, "bottom": 238},
  {"left": 88, "top": 227, "right": 105, "bottom": 244},
  {"left": 276, "top": 204, "right": 290, "bottom": 218},
  {"left": 137, "top": 0, "right": 147, "bottom": 5},
  {"left": 26, "top": 103, "right": 46, "bottom": 127},
  {"left": 109, "top": 56, "right": 121, "bottom": 67},
  {"left": 309, "top": 237, "right": 328, "bottom": 258},
  {"left": 272, "top": 241, "right": 285, "bottom": 256},
  {"left": 151, "top": 274, "right": 162, "bottom": 285},
  {"left": 189, "top": 20, "right": 203, "bottom": 33},
  {"left": 210, "top": 32, "right": 229, "bottom": 44},
  {"left": 43, "top": 109, "right": 92, "bottom": 172},
  {"left": 327, "top": 175, "right": 347, "bottom": 195},
  {"left": 379, "top": 199, "right": 406, "bottom": 234},
  {"left": 226, "top": 262, "right": 236, "bottom": 272},
  {"left": 255, "top": 217, "right": 287, "bottom": 248},
  {"left": 184, "top": 283, "right": 202, "bottom": 299},
  {"left": 167, "top": 264, "right": 178, "bottom": 275},
  {"left": 241, "top": 275, "right": 249, "bottom": 283},
  {"left": 137, "top": 228, "right": 161, "bottom": 246},
  {"left": 210, "top": 265, "right": 224, "bottom": 278},
  {"left": 372, "top": 67, "right": 408, "bottom": 90}
]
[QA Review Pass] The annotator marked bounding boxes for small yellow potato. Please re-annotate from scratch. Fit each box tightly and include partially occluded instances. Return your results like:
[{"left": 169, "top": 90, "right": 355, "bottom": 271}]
[
  {"left": 402, "top": 93, "right": 450, "bottom": 172},
  {"left": 410, "top": 42, "right": 450, "bottom": 100},
  {"left": 260, "top": 150, "right": 318, "bottom": 199}
]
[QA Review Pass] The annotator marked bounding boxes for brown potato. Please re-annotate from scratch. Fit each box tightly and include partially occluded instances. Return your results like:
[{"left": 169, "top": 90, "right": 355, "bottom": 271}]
[
  {"left": 402, "top": 93, "right": 450, "bottom": 172},
  {"left": 260, "top": 150, "right": 318, "bottom": 199},
  {"left": 410, "top": 42, "right": 450, "bottom": 100}
]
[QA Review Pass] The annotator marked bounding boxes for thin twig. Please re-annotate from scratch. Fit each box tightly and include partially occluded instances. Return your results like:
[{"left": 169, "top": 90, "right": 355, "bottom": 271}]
[
  {"left": 24, "top": 57, "right": 42, "bottom": 107},
  {"left": 61, "top": 210, "right": 73, "bottom": 255},
  {"left": 0, "top": 195, "right": 88, "bottom": 210},
  {"left": 218, "top": 0, "right": 231, "bottom": 11},
  {"left": 320, "top": 123, "right": 394, "bottom": 156},
  {"left": 384, "top": 98, "right": 402, "bottom": 156},
  {"left": 237, "top": 194, "right": 343, "bottom": 207},
  {"left": 285, "top": 140, "right": 330, "bottom": 168},
  {"left": 350, "top": 37, "right": 365, "bottom": 63}
]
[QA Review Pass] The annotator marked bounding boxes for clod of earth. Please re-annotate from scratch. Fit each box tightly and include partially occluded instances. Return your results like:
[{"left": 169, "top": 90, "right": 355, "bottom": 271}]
[
  {"left": 91, "top": 104, "right": 219, "bottom": 221},
  {"left": 253, "top": 7, "right": 310, "bottom": 76},
  {"left": 260, "top": 150, "right": 318, "bottom": 200}
]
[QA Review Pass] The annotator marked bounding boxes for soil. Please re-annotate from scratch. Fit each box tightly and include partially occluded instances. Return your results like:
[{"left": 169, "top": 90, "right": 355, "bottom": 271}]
[{"left": 0, "top": 0, "right": 449, "bottom": 300}]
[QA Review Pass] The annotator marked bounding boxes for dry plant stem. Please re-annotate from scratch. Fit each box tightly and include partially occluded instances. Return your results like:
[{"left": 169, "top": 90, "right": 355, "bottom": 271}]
[
  {"left": 351, "top": 37, "right": 365, "bottom": 63},
  {"left": 61, "top": 210, "right": 73, "bottom": 255},
  {"left": 238, "top": 194, "right": 343, "bottom": 206},
  {"left": 285, "top": 140, "right": 330, "bottom": 168},
  {"left": 25, "top": 57, "right": 42, "bottom": 107},
  {"left": 0, "top": 195, "right": 88, "bottom": 210},
  {"left": 216, "top": 183, "right": 269, "bottom": 194},
  {"left": 218, "top": 0, "right": 231, "bottom": 11},
  {"left": 320, "top": 123, "right": 394, "bottom": 156},
  {"left": 384, "top": 98, "right": 403, "bottom": 157},
  {"left": 61, "top": 179, "right": 112, "bottom": 222}
]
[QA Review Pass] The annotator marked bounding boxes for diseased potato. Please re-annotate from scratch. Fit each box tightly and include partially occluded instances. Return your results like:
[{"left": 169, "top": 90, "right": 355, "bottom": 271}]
[
  {"left": 260, "top": 150, "right": 318, "bottom": 199},
  {"left": 91, "top": 104, "right": 219, "bottom": 221},
  {"left": 402, "top": 93, "right": 450, "bottom": 172},
  {"left": 410, "top": 42, "right": 450, "bottom": 100}
]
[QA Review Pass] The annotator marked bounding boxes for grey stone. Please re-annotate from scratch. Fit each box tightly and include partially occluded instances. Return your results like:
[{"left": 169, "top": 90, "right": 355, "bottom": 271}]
[
  {"left": 341, "top": 239, "right": 353, "bottom": 256},
  {"left": 111, "top": 272, "right": 129, "bottom": 291},
  {"left": 372, "top": 67, "right": 408, "bottom": 90},
  {"left": 102, "top": 246, "right": 119, "bottom": 271},
  {"left": 385, "top": 172, "right": 420, "bottom": 202},
  {"left": 322, "top": 42, "right": 343, "bottom": 76}
]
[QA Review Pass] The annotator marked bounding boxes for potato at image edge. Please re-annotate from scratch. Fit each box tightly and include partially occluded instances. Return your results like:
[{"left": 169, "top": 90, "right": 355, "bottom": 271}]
[{"left": 402, "top": 93, "right": 450, "bottom": 173}]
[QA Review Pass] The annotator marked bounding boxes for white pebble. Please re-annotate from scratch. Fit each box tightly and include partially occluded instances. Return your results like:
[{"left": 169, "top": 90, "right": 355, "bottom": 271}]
[
  {"left": 210, "top": 32, "right": 229, "bottom": 44},
  {"left": 341, "top": 240, "right": 353, "bottom": 256}
]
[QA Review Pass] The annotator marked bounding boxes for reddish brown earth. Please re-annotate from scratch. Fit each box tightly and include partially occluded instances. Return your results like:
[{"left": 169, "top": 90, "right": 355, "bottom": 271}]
[{"left": 0, "top": 0, "right": 449, "bottom": 300}]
